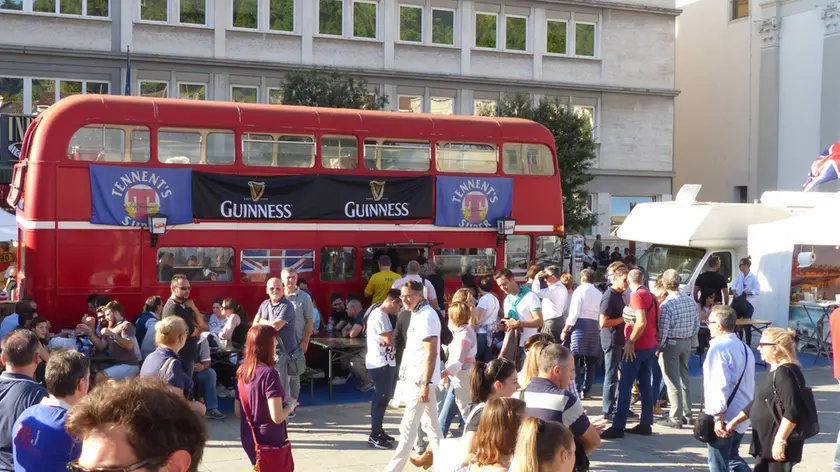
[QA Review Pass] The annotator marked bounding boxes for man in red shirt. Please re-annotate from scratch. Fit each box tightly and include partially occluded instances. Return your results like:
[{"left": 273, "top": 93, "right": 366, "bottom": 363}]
[
  {"left": 831, "top": 307, "right": 840, "bottom": 472},
  {"left": 601, "top": 269, "right": 659, "bottom": 439}
]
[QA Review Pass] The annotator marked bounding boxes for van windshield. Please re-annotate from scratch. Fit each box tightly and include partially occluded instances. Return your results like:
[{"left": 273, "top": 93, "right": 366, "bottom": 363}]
[{"left": 637, "top": 245, "right": 705, "bottom": 283}]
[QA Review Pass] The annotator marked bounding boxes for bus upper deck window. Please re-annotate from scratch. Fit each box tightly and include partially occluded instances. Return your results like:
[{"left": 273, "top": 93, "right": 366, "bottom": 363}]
[
  {"left": 436, "top": 142, "right": 497, "bottom": 174},
  {"left": 322, "top": 136, "right": 358, "bottom": 169},
  {"left": 158, "top": 130, "right": 201, "bottom": 165},
  {"left": 207, "top": 132, "right": 234, "bottom": 165},
  {"left": 68, "top": 125, "right": 150, "bottom": 163},
  {"left": 363, "top": 139, "right": 430, "bottom": 172},
  {"left": 243, "top": 134, "right": 314, "bottom": 168},
  {"left": 502, "top": 143, "right": 554, "bottom": 176}
]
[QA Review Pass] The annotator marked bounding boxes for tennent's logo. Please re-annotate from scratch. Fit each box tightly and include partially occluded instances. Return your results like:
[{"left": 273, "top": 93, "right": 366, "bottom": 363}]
[
  {"left": 248, "top": 181, "right": 266, "bottom": 201},
  {"left": 369, "top": 181, "right": 386, "bottom": 202},
  {"left": 450, "top": 178, "right": 499, "bottom": 228},
  {"left": 110, "top": 170, "right": 173, "bottom": 226}
]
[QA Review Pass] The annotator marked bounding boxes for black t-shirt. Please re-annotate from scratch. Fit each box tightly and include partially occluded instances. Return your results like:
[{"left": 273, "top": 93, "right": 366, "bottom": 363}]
[
  {"left": 750, "top": 364, "right": 806, "bottom": 463},
  {"left": 695, "top": 271, "right": 728, "bottom": 303},
  {"left": 599, "top": 289, "right": 626, "bottom": 350},
  {"left": 162, "top": 298, "right": 198, "bottom": 363}
]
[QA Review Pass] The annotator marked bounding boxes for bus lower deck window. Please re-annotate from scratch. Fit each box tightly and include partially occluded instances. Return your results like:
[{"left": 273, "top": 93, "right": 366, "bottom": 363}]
[
  {"left": 157, "top": 247, "right": 234, "bottom": 283},
  {"left": 320, "top": 247, "right": 356, "bottom": 281},
  {"left": 433, "top": 248, "right": 496, "bottom": 279}
]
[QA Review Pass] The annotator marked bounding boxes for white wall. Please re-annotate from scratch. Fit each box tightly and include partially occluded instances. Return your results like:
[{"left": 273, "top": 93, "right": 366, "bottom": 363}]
[{"left": 777, "top": 9, "right": 824, "bottom": 190}]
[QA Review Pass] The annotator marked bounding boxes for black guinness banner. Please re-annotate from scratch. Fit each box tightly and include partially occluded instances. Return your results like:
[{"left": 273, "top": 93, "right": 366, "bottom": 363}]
[
  {"left": 0, "top": 114, "right": 33, "bottom": 162},
  {"left": 192, "top": 173, "right": 433, "bottom": 220}
]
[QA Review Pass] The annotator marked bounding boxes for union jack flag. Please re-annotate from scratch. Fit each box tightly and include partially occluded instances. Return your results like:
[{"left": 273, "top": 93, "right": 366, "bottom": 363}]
[
  {"left": 803, "top": 140, "right": 840, "bottom": 191},
  {"left": 241, "top": 249, "right": 314, "bottom": 283}
]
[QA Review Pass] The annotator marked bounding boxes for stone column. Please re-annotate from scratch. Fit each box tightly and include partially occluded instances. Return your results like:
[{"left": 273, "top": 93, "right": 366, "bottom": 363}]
[{"left": 755, "top": 13, "right": 782, "bottom": 194}]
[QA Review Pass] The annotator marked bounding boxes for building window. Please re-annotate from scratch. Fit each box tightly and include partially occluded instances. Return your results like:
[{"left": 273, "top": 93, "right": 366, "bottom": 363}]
[
  {"left": 609, "top": 195, "right": 655, "bottom": 234},
  {"left": 731, "top": 0, "right": 748, "bottom": 19},
  {"left": 59, "top": 80, "right": 83, "bottom": 99},
  {"left": 232, "top": 85, "right": 258, "bottom": 103},
  {"left": 573, "top": 105, "right": 596, "bottom": 138},
  {"left": 0, "top": 1, "right": 22, "bottom": 11},
  {"left": 232, "top": 0, "right": 258, "bottom": 29},
  {"left": 546, "top": 20, "right": 567, "bottom": 54},
  {"left": 180, "top": 0, "right": 206, "bottom": 25},
  {"left": 475, "top": 12, "right": 497, "bottom": 48},
  {"left": 319, "top": 0, "right": 343, "bottom": 36},
  {"left": 0, "top": 78, "right": 24, "bottom": 113},
  {"left": 575, "top": 22, "right": 596, "bottom": 57},
  {"left": 432, "top": 8, "right": 454, "bottom": 45},
  {"left": 140, "top": 81, "right": 168, "bottom": 98},
  {"left": 140, "top": 0, "right": 167, "bottom": 22},
  {"left": 399, "top": 4, "right": 422, "bottom": 42},
  {"left": 430, "top": 97, "right": 453, "bottom": 115},
  {"left": 473, "top": 99, "right": 497, "bottom": 117},
  {"left": 86, "top": 81, "right": 109, "bottom": 94},
  {"left": 241, "top": 249, "right": 315, "bottom": 283},
  {"left": 320, "top": 247, "right": 356, "bottom": 281},
  {"left": 505, "top": 15, "right": 526, "bottom": 51},
  {"left": 398, "top": 95, "right": 422, "bottom": 113},
  {"left": 353, "top": 0, "right": 377, "bottom": 39},
  {"left": 30, "top": 0, "right": 108, "bottom": 16},
  {"left": 156, "top": 247, "right": 234, "bottom": 283},
  {"left": 178, "top": 83, "right": 206, "bottom": 100},
  {"left": 0, "top": 77, "right": 108, "bottom": 114},
  {"left": 268, "top": 88, "right": 283, "bottom": 104},
  {"left": 31, "top": 79, "right": 56, "bottom": 111},
  {"left": 270, "top": 0, "right": 294, "bottom": 31}
]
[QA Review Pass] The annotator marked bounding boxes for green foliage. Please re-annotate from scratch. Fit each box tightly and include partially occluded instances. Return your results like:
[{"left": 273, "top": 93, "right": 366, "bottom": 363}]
[
  {"left": 141, "top": 0, "right": 166, "bottom": 21},
  {"left": 399, "top": 6, "right": 422, "bottom": 42},
  {"left": 180, "top": 0, "right": 206, "bottom": 25},
  {"left": 280, "top": 69, "right": 388, "bottom": 111},
  {"left": 60, "top": 0, "right": 81, "bottom": 14},
  {"left": 86, "top": 0, "right": 107, "bottom": 16},
  {"left": 60, "top": 81, "right": 83, "bottom": 99},
  {"left": 546, "top": 20, "right": 567, "bottom": 54},
  {"left": 0, "top": 78, "right": 24, "bottom": 113},
  {"left": 33, "top": 0, "right": 54, "bottom": 13},
  {"left": 495, "top": 93, "right": 597, "bottom": 234},
  {"left": 432, "top": 9, "right": 454, "bottom": 45},
  {"left": 0, "top": 0, "right": 23, "bottom": 11},
  {"left": 353, "top": 1, "right": 376, "bottom": 38},
  {"left": 232, "top": 87, "right": 258, "bottom": 104},
  {"left": 319, "top": 0, "right": 343, "bottom": 35},
  {"left": 270, "top": 0, "right": 293, "bottom": 32},
  {"left": 506, "top": 16, "right": 526, "bottom": 51},
  {"left": 233, "top": 0, "right": 258, "bottom": 29},
  {"left": 475, "top": 13, "right": 496, "bottom": 48},
  {"left": 575, "top": 23, "right": 596, "bottom": 56}
]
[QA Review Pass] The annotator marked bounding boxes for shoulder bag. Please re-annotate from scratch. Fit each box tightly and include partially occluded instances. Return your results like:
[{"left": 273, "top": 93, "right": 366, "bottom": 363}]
[
  {"left": 238, "top": 377, "right": 294, "bottom": 472},
  {"left": 693, "top": 343, "right": 748, "bottom": 443},
  {"left": 766, "top": 365, "right": 819, "bottom": 441}
]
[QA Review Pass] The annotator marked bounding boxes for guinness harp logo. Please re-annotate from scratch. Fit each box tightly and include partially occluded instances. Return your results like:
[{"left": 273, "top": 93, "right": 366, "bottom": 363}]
[
  {"left": 369, "top": 181, "right": 386, "bottom": 202},
  {"left": 248, "top": 181, "right": 266, "bottom": 201}
]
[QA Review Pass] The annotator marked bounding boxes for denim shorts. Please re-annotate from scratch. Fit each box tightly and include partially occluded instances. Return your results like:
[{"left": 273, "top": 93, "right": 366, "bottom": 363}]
[{"left": 104, "top": 364, "right": 140, "bottom": 380}]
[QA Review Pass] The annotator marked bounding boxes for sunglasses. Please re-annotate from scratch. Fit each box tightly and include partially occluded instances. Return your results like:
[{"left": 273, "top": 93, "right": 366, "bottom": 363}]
[
  {"left": 177, "top": 286, "right": 191, "bottom": 291},
  {"left": 758, "top": 342, "right": 776, "bottom": 347},
  {"left": 67, "top": 458, "right": 161, "bottom": 472}
]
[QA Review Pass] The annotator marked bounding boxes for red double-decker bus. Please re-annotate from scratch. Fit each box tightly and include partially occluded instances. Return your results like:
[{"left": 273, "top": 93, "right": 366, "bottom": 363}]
[{"left": 8, "top": 95, "right": 564, "bottom": 326}]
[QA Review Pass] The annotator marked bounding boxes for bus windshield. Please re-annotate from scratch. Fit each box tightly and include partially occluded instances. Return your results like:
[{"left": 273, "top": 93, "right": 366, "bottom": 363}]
[{"left": 637, "top": 244, "right": 706, "bottom": 283}]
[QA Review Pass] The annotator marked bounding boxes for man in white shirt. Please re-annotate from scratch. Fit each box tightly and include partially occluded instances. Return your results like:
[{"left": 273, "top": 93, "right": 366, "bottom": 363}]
[
  {"left": 474, "top": 278, "right": 500, "bottom": 362},
  {"left": 365, "top": 290, "right": 403, "bottom": 449},
  {"left": 703, "top": 305, "right": 754, "bottom": 472},
  {"left": 731, "top": 257, "right": 760, "bottom": 346},
  {"left": 495, "top": 268, "right": 543, "bottom": 366},
  {"left": 532, "top": 265, "right": 569, "bottom": 342},
  {"left": 385, "top": 280, "right": 443, "bottom": 472},
  {"left": 392, "top": 260, "right": 439, "bottom": 311}
]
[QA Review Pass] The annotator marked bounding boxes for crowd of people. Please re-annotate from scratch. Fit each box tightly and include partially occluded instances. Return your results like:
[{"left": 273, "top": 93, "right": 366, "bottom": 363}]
[{"left": 0, "top": 243, "right": 826, "bottom": 472}]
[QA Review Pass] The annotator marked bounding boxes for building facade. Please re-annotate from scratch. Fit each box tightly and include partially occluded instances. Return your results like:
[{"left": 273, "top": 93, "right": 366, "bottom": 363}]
[
  {"left": 675, "top": 0, "right": 840, "bottom": 203},
  {"left": 0, "top": 0, "right": 678, "bottom": 244}
]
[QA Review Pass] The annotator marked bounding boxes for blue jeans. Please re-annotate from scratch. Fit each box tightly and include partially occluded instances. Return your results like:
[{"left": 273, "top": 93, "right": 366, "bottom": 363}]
[
  {"left": 476, "top": 333, "right": 490, "bottom": 362},
  {"left": 651, "top": 355, "right": 666, "bottom": 401},
  {"left": 707, "top": 431, "right": 750, "bottom": 472},
  {"left": 602, "top": 345, "right": 621, "bottom": 415},
  {"left": 575, "top": 355, "right": 599, "bottom": 396},
  {"left": 369, "top": 365, "right": 396, "bottom": 437},
  {"left": 196, "top": 367, "right": 219, "bottom": 410},
  {"left": 438, "top": 384, "right": 463, "bottom": 437},
  {"left": 612, "top": 347, "right": 655, "bottom": 430}
]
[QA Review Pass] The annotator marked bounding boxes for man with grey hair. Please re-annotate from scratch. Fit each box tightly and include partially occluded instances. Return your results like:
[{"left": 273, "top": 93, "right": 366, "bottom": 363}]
[
  {"left": 532, "top": 265, "right": 569, "bottom": 342},
  {"left": 281, "top": 267, "right": 314, "bottom": 403},
  {"left": 703, "top": 305, "right": 754, "bottom": 472},
  {"left": 392, "top": 260, "right": 439, "bottom": 310},
  {"left": 254, "top": 277, "right": 298, "bottom": 401},
  {"left": 657, "top": 269, "right": 700, "bottom": 429},
  {"left": 519, "top": 343, "right": 602, "bottom": 457}
]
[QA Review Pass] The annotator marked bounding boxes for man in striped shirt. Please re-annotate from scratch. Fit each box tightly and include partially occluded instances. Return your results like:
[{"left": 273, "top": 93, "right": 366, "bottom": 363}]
[
  {"left": 518, "top": 343, "right": 602, "bottom": 457},
  {"left": 657, "top": 269, "right": 700, "bottom": 429}
]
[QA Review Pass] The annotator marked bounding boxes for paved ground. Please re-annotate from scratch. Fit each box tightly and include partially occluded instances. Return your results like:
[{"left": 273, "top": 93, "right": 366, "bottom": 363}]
[{"left": 199, "top": 365, "right": 839, "bottom": 472}]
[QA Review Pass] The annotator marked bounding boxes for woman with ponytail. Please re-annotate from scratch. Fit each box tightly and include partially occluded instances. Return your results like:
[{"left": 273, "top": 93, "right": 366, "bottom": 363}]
[{"left": 510, "top": 418, "right": 576, "bottom": 472}]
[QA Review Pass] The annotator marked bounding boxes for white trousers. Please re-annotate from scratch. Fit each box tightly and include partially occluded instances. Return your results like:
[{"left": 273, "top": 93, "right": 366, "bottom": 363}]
[{"left": 385, "top": 387, "right": 443, "bottom": 472}]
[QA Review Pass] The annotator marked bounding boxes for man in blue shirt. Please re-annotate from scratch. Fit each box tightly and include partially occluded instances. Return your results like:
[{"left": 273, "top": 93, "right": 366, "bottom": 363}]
[
  {"left": 13, "top": 350, "right": 90, "bottom": 472},
  {"left": 254, "top": 277, "right": 297, "bottom": 399},
  {"left": 0, "top": 300, "right": 37, "bottom": 340},
  {"left": 0, "top": 330, "right": 47, "bottom": 472}
]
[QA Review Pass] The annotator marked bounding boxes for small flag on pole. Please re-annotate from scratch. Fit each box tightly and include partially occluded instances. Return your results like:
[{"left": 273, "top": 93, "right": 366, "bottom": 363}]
[
  {"left": 803, "top": 140, "right": 840, "bottom": 191},
  {"left": 124, "top": 46, "right": 131, "bottom": 96}
]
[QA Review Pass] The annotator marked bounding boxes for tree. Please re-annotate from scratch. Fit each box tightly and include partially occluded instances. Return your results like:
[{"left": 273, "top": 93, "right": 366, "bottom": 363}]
[
  {"left": 493, "top": 93, "right": 597, "bottom": 234},
  {"left": 280, "top": 69, "right": 389, "bottom": 110}
]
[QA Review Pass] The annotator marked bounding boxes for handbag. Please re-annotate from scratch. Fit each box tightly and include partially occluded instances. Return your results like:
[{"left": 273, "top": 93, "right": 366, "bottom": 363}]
[
  {"left": 765, "top": 366, "right": 819, "bottom": 441},
  {"left": 693, "top": 343, "right": 748, "bottom": 443},
  {"left": 238, "top": 378, "right": 295, "bottom": 472}
]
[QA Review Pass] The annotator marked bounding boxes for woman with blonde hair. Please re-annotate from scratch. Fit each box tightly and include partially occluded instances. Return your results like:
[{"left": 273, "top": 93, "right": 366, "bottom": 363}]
[
  {"left": 726, "top": 328, "right": 812, "bottom": 472},
  {"left": 465, "top": 397, "right": 526, "bottom": 471},
  {"left": 519, "top": 333, "right": 554, "bottom": 389},
  {"left": 139, "top": 316, "right": 205, "bottom": 415},
  {"left": 510, "top": 418, "right": 576, "bottom": 472}
]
